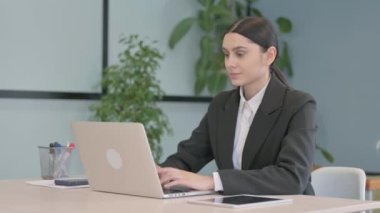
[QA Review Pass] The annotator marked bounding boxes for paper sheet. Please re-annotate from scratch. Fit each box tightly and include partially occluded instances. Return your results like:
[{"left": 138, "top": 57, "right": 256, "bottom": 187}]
[{"left": 25, "top": 180, "right": 89, "bottom": 189}]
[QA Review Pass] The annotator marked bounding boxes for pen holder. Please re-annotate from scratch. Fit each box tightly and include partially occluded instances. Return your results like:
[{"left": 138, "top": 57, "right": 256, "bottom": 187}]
[{"left": 38, "top": 146, "right": 73, "bottom": 180}]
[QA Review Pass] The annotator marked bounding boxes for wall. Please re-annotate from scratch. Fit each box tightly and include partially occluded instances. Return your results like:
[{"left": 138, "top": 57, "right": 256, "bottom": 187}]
[
  {"left": 255, "top": 0, "right": 380, "bottom": 170},
  {"left": 0, "top": 0, "right": 102, "bottom": 92},
  {"left": 1, "top": 0, "right": 379, "bottom": 179}
]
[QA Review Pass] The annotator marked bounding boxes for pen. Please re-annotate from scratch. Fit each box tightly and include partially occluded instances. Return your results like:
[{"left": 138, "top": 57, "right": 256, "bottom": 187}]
[
  {"left": 48, "top": 143, "right": 55, "bottom": 179},
  {"left": 54, "top": 143, "right": 75, "bottom": 178},
  {"left": 53, "top": 142, "right": 61, "bottom": 156}
]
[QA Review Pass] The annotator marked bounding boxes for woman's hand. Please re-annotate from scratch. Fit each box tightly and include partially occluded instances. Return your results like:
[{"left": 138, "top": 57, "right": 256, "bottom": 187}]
[{"left": 157, "top": 166, "right": 214, "bottom": 191}]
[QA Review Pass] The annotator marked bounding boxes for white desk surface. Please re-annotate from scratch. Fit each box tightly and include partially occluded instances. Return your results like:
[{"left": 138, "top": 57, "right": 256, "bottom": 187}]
[{"left": 1, "top": 179, "right": 380, "bottom": 213}]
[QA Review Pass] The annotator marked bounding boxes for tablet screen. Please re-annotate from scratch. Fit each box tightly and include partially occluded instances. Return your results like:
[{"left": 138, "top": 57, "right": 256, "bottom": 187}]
[
  {"left": 208, "top": 195, "right": 282, "bottom": 205},
  {"left": 189, "top": 194, "right": 293, "bottom": 208}
]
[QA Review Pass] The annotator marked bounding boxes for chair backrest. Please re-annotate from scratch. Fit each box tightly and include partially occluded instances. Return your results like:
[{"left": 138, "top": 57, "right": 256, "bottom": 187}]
[{"left": 311, "top": 166, "right": 366, "bottom": 200}]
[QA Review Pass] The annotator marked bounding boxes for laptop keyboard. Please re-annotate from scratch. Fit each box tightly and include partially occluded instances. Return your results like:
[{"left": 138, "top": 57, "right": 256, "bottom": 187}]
[{"left": 163, "top": 186, "right": 191, "bottom": 194}]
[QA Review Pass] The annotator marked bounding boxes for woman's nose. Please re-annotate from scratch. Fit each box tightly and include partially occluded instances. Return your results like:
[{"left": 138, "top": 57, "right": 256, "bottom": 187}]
[{"left": 225, "top": 56, "right": 236, "bottom": 69}]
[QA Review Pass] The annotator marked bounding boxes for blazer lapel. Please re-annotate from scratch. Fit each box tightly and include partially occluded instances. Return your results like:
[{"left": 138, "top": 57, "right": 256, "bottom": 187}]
[
  {"left": 241, "top": 75, "right": 288, "bottom": 169},
  {"left": 216, "top": 90, "right": 239, "bottom": 169}
]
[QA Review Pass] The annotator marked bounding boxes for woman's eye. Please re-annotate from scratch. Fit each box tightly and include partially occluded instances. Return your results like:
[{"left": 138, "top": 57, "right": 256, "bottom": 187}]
[
  {"left": 224, "top": 53, "right": 229, "bottom": 58},
  {"left": 236, "top": 52, "right": 245, "bottom": 57}
]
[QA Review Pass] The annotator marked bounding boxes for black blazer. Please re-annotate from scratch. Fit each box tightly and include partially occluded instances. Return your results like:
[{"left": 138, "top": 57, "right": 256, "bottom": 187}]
[{"left": 161, "top": 74, "right": 317, "bottom": 195}]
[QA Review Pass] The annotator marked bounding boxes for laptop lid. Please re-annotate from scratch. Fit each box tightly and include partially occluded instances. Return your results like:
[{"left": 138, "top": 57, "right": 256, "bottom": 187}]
[{"left": 71, "top": 121, "right": 213, "bottom": 199}]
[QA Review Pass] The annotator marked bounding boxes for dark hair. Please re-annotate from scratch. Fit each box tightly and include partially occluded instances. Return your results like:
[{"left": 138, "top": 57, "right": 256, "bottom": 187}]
[{"left": 226, "top": 16, "right": 288, "bottom": 85}]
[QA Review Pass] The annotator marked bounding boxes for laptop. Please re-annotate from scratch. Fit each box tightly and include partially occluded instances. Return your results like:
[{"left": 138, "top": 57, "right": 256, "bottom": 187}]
[{"left": 71, "top": 121, "right": 214, "bottom": 198}]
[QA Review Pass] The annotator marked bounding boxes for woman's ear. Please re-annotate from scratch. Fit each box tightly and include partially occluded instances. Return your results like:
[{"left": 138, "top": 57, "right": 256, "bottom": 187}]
[{"left": 265, "top": 46, "right": 277, "bottom": 66}]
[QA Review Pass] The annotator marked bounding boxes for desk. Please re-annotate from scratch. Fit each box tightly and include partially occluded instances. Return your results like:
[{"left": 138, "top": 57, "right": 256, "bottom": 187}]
[
  {"left": 367, "top": 176, "right": 380, "bottom": 200},
  {"left": 1, "top": 180, "right": 380, "bottom": 213}
]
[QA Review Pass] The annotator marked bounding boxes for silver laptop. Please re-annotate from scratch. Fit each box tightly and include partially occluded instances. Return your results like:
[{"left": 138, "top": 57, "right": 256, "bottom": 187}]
[{"left": 71, "top": 121, "right": 214, "bottom": 199}]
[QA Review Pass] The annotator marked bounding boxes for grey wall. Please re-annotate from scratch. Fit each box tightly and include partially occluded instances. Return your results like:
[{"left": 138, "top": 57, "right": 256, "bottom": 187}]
[
  {"left": 1, "top": 0, "right": 379, "bottom": 179},
  {"left": 0, "top": 0, "right": 102, "bottom": 92},
  {"left": 255, "top": 0, "right": 380, "bottom": 171}
]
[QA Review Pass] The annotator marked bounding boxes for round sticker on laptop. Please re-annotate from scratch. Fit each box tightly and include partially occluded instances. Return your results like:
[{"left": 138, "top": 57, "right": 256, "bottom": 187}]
[{"left": 106, "top": 149, "right": 122, "bottom": 170}]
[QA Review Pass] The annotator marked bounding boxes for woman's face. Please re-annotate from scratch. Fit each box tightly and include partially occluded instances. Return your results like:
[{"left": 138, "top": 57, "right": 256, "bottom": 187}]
[{"left": 222, "top": 32, "right": 275, "bottom": 91}]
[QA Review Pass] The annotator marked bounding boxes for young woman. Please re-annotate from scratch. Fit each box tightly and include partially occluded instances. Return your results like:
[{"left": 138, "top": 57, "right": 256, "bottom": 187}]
[{"left": 158, "top": 16, "right": 317, "bottom": 195}]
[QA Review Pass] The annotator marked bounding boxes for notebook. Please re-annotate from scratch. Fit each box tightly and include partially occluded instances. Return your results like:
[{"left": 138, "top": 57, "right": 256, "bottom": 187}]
[{"left": 71, "top": 121, "right": 214, "bottom": 199}]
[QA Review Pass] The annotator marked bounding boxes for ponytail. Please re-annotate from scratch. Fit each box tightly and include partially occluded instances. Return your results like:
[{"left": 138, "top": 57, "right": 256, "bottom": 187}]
[{"left": 271, "top": 65, "right": 288, "bottom": 86}]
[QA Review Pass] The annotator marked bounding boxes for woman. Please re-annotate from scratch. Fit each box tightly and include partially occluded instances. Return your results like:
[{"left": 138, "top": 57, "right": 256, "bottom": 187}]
[{"left": 158, "top": 16, "right": 317, "bottom": 195}]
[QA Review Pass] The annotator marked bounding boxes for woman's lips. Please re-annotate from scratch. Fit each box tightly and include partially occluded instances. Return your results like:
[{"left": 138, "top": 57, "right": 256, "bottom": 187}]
[{"left": 228, "top": 72, "right": 240, "bottom": 79}]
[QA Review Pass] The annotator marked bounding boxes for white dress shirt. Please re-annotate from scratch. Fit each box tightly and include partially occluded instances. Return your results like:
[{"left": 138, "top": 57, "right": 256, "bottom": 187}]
[{"left": 213, "top": 80, "right": 269, "bottom": 191}]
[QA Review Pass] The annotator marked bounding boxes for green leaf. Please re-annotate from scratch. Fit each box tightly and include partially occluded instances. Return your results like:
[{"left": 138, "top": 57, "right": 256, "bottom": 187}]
[
  {"left": 218, "top": 0, "right": 228, "bottom": 7},
  {"left": 274, "top": 55, "right": 284, "bottom": 70},
  {"left": 168, "top": 17, "right": 194, "bottom": 49},
  {"left": 251, "top": 8, "right": 262, "bottom": 17},
  {"left": 198, "top": 10, "right": 212, "bottom": 32},
  {"left": 235, "top": 1, "right": 244, "bottom": 18},
  {"left": 195, "top": 57, "right": 209, "bottom": 79},
  {"left": 194, "top": 56, "right": 209, "bottom": 95},
  {"left": 198, "top": 0, "right": 214, "bottom": 7},
  {"left": 215, "top": 21, "right": 231, "bottom": 35},
  {"left": 316, "top": 145, "right": 335, "bottom": 163},
  {"left": 194, "top": 78, "right": 206, "bottom": 95},
  {"left": 207, "top": 64, "right": 227, "bottom": 94},
  {"left": 203, "top": 50, "right": 227, "bottom": 94},
  {"left": 216, "top": 73, "right": 227, "bottom": 92},
  {"left": 198, "top": 0, "right": 207, "bottom": 6},
  {"left": 281, "top": 41, "right": 293, "bottom": 76},
  {"left": 200, "top": 35, "right": 212, "bottom": 57},
  {"left": 276, "top": 17, "right": 292, "bottom": 33},
  {"left": 207, "top": 72, "right": 227, "bottom": 94},
  {"left": 210, "top": 4, "right": 232, "bottom": 18}
]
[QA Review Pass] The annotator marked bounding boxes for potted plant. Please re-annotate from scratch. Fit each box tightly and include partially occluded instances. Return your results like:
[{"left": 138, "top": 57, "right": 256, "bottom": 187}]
[{"left": 90, "top": 34, "right": 172, "bottom": 163}]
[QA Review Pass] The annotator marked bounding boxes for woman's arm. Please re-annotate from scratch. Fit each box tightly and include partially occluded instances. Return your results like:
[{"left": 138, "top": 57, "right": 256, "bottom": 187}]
[
  {"left": 160, "top": 111, "right": 214, "bottom": 172},
  {"left": 158, "top": 112, "right": 216, "bottom": 191}
]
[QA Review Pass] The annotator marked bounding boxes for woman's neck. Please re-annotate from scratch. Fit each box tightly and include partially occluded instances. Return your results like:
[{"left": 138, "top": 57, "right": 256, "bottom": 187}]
[{"left": 243, "top": 72, "right": 271, "bottom": 100}]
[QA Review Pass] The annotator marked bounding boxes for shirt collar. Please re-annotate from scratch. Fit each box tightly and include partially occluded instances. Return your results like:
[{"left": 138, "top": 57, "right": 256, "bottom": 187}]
[{"left": 239, "top": 78, "right": 270, "bottom": 111}]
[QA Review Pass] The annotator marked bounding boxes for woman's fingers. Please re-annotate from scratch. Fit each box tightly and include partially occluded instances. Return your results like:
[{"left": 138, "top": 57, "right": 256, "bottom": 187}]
[
  {"left": 158, "top": 167, "right": 182, "bottom": 185},
  {"left": 157, "top": 167, "right": 214, "bottom": 191},
  {"left": 163, "top": 178, "right": 187, "bottom": 189}
]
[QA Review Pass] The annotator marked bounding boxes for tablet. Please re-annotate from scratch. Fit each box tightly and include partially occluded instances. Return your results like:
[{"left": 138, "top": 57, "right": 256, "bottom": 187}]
[{"left": 188, "top": 194, "right": 293, "bottom": 209}]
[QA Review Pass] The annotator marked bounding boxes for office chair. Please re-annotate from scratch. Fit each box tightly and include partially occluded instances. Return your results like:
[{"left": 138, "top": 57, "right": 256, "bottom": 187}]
[{"left": 311, "top": 166, "right": 366, "bottom": 200}]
